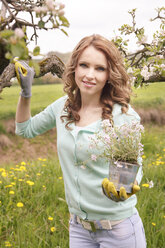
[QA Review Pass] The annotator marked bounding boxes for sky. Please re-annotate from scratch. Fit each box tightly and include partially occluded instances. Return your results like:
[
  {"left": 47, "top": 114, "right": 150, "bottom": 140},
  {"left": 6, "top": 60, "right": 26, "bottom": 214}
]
[{"left": 27, "top": 0, "right": 164, "bottom": 54}]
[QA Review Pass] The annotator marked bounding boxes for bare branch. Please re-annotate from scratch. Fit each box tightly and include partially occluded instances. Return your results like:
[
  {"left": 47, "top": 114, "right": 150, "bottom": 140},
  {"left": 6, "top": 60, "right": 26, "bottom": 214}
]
[{"left": 0, "top": 54, "right": 65, "bottom": 94}]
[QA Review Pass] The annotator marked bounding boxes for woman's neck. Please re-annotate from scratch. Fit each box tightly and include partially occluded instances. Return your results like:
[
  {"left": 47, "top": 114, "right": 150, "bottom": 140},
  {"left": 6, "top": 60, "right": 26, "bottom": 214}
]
[{"left": 80, "top": 94, "right": 102, "bottom": 110}]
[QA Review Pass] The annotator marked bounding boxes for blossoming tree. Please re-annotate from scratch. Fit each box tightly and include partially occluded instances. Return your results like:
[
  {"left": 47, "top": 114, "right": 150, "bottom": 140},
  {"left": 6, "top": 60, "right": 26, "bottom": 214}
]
[
  {"left": 0, "top": 1, "right": 164, "bottom": 94},
  {"left": 0, "top": 0, "right": 69, "bottom": 93},
  {"left": 113, "top": 8, "right": 165, "bottom": 87}
]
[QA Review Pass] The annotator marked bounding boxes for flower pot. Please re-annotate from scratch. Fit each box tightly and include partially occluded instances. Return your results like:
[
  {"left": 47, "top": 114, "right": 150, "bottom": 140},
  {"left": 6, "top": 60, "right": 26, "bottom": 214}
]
[{"left": 109, "top": 160, "right": 140, "bottom": 193}]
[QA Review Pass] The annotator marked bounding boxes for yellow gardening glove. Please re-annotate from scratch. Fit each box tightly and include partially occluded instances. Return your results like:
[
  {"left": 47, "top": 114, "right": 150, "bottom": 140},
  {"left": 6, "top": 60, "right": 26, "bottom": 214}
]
[
  {"left": 14, "top": 58, "right": 28, "bottom": 85},
  {"left": 102, "top": 178, "right": 140, "bottom": 202}
]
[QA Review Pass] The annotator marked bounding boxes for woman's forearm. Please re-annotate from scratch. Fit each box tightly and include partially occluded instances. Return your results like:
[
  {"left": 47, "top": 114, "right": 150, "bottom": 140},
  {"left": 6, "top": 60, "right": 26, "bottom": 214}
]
[{"left": 16, "top": 96, "right": 31, "bottom": 123}]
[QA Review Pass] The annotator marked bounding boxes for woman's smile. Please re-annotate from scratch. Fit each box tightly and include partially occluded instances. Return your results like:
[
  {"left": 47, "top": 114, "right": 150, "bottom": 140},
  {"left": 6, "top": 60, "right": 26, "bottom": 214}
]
[{"left": 82, "top": 80, "right": 96, "bottom": 87}]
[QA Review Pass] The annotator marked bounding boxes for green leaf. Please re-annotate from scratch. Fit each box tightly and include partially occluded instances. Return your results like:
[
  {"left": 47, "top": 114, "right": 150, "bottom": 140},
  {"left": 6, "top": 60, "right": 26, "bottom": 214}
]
[
  {"left": 5, "top": 52, "right": 12, "bottom": 60},
  {"left": 60, "top": 28, "right": 68, "bottom": 36},
  {"left": 38, "top": 20, "right": 45, "bottom": 29},
  {"left": 29, "top": 60, "right": 40, "bottom": 76},
  {"left": 10, "top": 44, "right": 25, "bottom": 58},
  {"left": 0, "top": 30, "right": 14, "bottom": 39},
  {"left": 59, "top": 16, "right": 70, "bottom": 27},
  {"left": 33, "top": 46, "right": 40, "bottom": 56}
]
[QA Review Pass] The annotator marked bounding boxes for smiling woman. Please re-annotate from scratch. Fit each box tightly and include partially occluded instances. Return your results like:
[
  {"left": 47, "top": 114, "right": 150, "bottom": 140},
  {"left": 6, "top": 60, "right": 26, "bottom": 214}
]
[
  {"left": 15, "top": 34, "right": 146, "bottom": 248},
  {"left": 62, "top": 34, "right": 131, "bottom": 128}
]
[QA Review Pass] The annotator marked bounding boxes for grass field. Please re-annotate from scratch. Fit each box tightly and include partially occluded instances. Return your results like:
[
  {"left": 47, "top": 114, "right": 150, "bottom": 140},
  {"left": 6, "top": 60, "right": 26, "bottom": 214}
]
[
  {"left": 131, "top": 82, "right": 165, "bottom": 110},
  {"left": 0, "top": 83, "right": 165, "bottom": 247},
  {"left": 0, "top": 128, "right": 165, "bottom": 248}
]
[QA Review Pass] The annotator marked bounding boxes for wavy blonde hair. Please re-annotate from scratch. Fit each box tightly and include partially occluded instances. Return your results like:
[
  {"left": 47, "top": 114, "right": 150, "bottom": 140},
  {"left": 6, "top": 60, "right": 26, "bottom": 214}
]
[{"left": 61, "top": 34, "right": 131, "bottom": 128}]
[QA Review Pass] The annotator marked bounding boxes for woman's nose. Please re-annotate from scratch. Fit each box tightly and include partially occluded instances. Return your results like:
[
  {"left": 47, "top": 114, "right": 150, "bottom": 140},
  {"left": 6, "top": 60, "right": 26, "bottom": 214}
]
[{"left": 86, "top": 68, "right": 95, "bottom": 79}]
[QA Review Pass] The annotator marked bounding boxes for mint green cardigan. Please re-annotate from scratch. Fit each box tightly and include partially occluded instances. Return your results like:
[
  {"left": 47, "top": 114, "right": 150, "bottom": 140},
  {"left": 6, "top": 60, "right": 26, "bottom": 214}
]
[{"left": 15, "top": 96, "right": 143, "bottom": 221}]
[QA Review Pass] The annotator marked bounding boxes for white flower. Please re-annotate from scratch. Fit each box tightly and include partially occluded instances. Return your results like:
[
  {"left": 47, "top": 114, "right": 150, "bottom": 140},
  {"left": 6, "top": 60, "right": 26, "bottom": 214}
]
[
  {"left": 14, "top": 28, "right": 24, "bottom": 39},
  {"left": 127, "top": 67, "right": 133, "bottom": 74},
  {"left": 34, "top": 6, "right": 48, "bottom": 14},
  {"left": 156, "top": 55, "right": 164, "bottom": 59},
  {"left": 149, "top": 180, "right": 154, "bottom": 188},
  {"left": 91, "top": 154, "right": 97, "bottom": 161},
  {"left": 141, "top": 66, "right": 151, "bottom": 80},
  {"left": 46, "top": 0, "right": 55, "bottom": 11},
  {"left": 160, "top": 64, "right": 165, "bottom": 69},
  {"left": 58, "top": 10, "right": 65, "bottom": 16}
]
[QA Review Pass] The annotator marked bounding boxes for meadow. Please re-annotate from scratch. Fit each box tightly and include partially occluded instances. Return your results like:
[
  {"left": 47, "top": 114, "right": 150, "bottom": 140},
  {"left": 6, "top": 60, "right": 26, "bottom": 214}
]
[{"left": 0, "top": 83, "right": 165, "bottom": 247}]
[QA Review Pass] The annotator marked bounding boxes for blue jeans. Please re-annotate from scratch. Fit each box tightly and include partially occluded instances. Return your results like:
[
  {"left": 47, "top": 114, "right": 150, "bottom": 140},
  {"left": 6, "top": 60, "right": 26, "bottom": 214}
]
[{"left": 69, "top": 212, "right": 146, "bottom": 248}]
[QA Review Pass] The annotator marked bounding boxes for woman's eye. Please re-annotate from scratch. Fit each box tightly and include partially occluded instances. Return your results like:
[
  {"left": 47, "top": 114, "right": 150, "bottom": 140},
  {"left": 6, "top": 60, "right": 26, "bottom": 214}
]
[
  {"left": 97, "top": 67, "right": 105, "bottom": 71},
  {"left": 79, "top": 63, "right": 87, "bottom": 68}
]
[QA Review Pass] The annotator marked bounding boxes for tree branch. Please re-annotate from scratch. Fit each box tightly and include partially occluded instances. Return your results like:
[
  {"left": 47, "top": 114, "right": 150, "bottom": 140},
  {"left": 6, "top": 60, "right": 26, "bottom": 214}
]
[{"left": 0, "top": 54, "right": 65, "bottom": 94}]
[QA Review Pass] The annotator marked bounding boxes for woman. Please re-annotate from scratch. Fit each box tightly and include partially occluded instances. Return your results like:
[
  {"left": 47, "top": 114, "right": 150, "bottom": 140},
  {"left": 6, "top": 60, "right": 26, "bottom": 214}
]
[{"left": 15, "top": 34, "right": 146, "bottom": 248}]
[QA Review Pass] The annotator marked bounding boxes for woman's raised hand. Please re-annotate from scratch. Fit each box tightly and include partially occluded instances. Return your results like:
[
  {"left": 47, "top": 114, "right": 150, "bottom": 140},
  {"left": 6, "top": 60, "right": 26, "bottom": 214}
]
[{"left": 14, "top": 60, "right": 35, "bottom": 98}]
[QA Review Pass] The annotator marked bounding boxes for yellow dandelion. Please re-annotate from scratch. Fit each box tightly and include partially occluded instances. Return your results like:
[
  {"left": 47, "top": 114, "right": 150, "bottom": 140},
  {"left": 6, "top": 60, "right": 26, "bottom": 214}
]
[
  {"left": 1, "top": 172, "right": 7, "bottom": 177},
  {"left": 0, "top": 201, "right": 2, "bottom": 204},
  {"left": 5, "top": 241, "right": 12, "bottom": 247},
  {"left": 5, "top": 185, "right": 13, "bottom": 188},
  {"left": 142, "top": 184, "right": 149, "bottom": 188},
  {"left": 163, "top": 216, "right": 165, "bottom": 219},
  {"left": 50, "top": 227, "right": 56, "bottom": 232},
  {"left": 58, "top": 177, "right": 63, "bottom": 180},
  {"left": 26, "top": 180, "right": 34, "bottom": 186},
  {"left": 38, "top": 157, "right": 42, "bottom": 161},
  {"left": 25, "top": 174, "right": 30, "bottom": 177},
  {"left": 0, "top": 181, "right": 2, "bottom": 184},
  {"left": 48, "top": 216, "right": 53, "bottom": 221},
  {"left": 13, "top": 177, "right": 17, "bottom": 180},
  {"left": 16, "top": 164, "right": 19, "bottom": 167},
  {"left": 0, "top": 168, "right": 5, "bottom": 172},
  {"left": 142, "top": 155, "right": 146, "bottom": 159},
  {"left": 20, "top": 166, "right": 26, "bottom": 171},
  {"left": 21, "top": 161, "right": 26, "bottom": 166},
  {"left": 9, "top": 191, "right": 15, "bottom": 195},
  {"left": 36, "top": 173, "right": 41, "bottom": 176},
  {"left": 42, "top": 164, "right": 46, "bottom": 167},
  {"left": 42, "top": 158, "right": 47, "bottom": 161},
  {"left": 11, "top": 182, "right": 16, "bottom": 185},
  {"left": 42, "top": 185, "right": 46, "bottom": 189},
  {"left": 152, "top": 222, "right": 156, "bottom": 226},
  {"left": 17, "top": 202, "right": 24, "bottom": 208},
  {"left": 18, "top": 179, "right": 23, "bottom": 182}
]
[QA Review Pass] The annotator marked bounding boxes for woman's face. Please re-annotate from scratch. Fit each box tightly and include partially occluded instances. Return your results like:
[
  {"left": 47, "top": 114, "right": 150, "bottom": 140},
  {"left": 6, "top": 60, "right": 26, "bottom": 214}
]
[{"left": 75, "top": 46, "right": 108, "bottom": 100}]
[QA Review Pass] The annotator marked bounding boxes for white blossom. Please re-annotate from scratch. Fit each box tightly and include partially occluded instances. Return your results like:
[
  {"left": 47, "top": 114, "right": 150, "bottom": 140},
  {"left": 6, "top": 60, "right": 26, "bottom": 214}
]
[
  {"left": 14, "top": 28, "right": 24, "bottom": 39},
  {"left": 127, "top": 67, "right": 133, "bottom": 74},
  {"left": 46, "top": 0, "right": 54, "bottom": 11}
]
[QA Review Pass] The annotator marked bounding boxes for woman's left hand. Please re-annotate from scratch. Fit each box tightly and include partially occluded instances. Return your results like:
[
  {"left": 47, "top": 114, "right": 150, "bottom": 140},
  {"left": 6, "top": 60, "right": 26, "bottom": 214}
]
[{"left": 102, "top": 178, "right": 140, "bottom": 202}]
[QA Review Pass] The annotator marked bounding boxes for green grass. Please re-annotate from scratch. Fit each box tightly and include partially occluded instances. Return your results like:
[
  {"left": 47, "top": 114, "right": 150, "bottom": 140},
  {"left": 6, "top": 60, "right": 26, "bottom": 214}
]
[
  {"left": 0, "top": 84, "right": 64, "bottom": 120},
  {"left": 0, "top": 126, "right": 165, "bottom": 248},
  {"left": 131, "top": 82, "right": 165, "bottom": 110},
  {"left": 0, "top": 158, "right": 69, "bottom": 248}
]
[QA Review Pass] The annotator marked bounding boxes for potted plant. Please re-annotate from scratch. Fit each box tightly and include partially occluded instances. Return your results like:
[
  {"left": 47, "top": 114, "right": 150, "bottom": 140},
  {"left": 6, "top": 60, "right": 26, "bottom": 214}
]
[{"left": 90, "top": 119, "right": 144, "bottom": 193}]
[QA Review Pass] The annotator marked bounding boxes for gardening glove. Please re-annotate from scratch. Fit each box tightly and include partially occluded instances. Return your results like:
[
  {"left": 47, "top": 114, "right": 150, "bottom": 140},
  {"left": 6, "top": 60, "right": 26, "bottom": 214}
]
[
  {"left": 14, "top": 59, "right": 35, "bottom": 98},
  {"left": 102, "top": 178, "right": 140, "bottom": 202}
]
